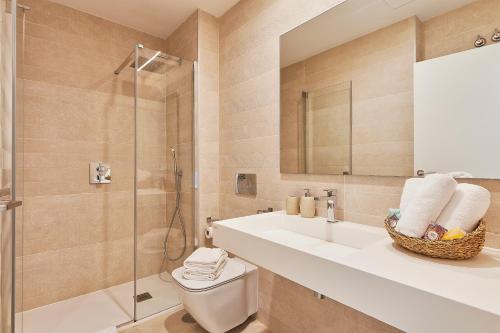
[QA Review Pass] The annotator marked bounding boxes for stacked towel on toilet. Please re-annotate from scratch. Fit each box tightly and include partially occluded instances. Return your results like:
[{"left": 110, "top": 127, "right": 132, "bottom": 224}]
[
  {"left": 396, "top": 174, "right": 491, "bottom": 238},
  {"left": 182, "top": 247, "right": 228, "bottom": 281}
]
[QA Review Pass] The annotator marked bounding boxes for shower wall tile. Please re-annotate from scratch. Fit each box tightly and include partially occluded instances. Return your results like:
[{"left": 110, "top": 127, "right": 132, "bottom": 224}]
[
  {"left": 22, "top": 237, "right": 134, "bottom": 310},
  {"left": 164, "top": 9, "right": 221, "bottom": 250},
  {"left": 18, "top": 0, "right": 166, "bottom": 310},
  {"left": 155, "top": 14, "right": 199, "bottom": 273},
  {"left": 165, "top": 11, "right": 198, "bottom": 62}
]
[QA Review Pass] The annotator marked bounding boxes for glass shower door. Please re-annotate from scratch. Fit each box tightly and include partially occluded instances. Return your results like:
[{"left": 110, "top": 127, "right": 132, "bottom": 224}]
[
  {"left": 134, "top": 46, "right": 195, "bottom": 320},
  {"left": 0, "top": 0, "right": 22, "bottom": 332}
]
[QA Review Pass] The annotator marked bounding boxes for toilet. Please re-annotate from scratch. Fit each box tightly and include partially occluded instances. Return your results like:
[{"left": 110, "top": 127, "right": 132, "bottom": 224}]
[{"left": 172, "top": 257, "right": 258, "bottom": 333}]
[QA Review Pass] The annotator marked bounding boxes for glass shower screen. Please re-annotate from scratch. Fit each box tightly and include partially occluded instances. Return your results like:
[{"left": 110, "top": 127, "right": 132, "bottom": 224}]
[{"left": 134, "top": 46, "right": 195, "bottom": 320}]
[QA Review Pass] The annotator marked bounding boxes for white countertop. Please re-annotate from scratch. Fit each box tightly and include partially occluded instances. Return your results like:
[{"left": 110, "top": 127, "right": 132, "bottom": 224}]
[
  {"left": 214, "top": 211, "right": 500, "bottom": 332},
  {"left": 347, "top": 239, "right": 500, "bottom": 315}
]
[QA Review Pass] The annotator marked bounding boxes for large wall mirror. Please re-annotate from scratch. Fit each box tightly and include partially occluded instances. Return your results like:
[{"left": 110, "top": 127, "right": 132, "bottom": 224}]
[{"left": 280, "top": 0, "right": 500, "bottom": 179}]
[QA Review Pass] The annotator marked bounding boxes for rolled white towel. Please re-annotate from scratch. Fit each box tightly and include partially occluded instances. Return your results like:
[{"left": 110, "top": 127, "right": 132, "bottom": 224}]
[
  {"left": 436, "top": 183, "right": 490, "bottom": 232},
  {"left": 184, "top": 247, "right": 228, "bottom": 271},
  {"left": 182, "top": 259, "right": 227, "bottom": 281},
  {"left": 396, "top": 174, "right": 457, "bottom": 238},
  {"left": 400, "top": 178, "right": 425, "bottom": 213}
]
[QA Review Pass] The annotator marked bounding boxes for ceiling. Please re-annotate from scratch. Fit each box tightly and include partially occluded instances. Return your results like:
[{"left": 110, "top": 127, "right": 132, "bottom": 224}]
[
  {"left": 50, "top": 0, "right": 240, "bottom": 39},
  {"left": 280, "top": 0, "right": 478, "bottom": 67}
]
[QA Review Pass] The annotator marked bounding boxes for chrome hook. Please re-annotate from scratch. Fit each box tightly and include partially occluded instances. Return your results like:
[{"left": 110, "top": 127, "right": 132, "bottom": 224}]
[
  {"left": 475, "top": 35, "right": 487, "bottom": 48},
  {"left": 492, "top": 29, "right": 500, "bottom": 42}
]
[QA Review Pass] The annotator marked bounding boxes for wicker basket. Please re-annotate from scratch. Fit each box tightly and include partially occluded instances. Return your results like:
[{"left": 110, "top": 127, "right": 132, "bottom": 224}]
[{"left": 385, "top": 219, "right": 486, "bottom": 260}]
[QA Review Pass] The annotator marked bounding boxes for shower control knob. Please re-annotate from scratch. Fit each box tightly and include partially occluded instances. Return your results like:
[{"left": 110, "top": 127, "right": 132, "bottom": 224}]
[{"left": 89, "top": 162, "right": 111, "bottom": 184}]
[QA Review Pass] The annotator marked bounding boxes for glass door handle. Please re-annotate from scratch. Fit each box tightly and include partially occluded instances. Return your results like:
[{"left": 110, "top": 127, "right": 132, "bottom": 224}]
[{"left": 0, "top": 200, "right": 22, "bottom": 212}]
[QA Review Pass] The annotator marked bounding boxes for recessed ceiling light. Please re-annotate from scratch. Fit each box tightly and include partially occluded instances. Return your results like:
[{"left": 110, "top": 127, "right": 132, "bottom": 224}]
[{"left": 384, "top": 0, "right": 415, "bottom": 9}]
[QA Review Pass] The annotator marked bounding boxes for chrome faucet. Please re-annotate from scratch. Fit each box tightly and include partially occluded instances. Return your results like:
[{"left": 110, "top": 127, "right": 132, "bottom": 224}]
[{"left": 323, "top": 189, "right": 337, "bottom": 223}]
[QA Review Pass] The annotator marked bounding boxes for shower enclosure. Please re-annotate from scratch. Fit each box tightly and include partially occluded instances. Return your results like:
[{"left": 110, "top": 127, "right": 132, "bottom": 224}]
[
  {"left": 1, "top": 1, "right": 197, "bottom": 328},
  {"left": 126, "top": 44, "right": 197, "bottom": 322}
]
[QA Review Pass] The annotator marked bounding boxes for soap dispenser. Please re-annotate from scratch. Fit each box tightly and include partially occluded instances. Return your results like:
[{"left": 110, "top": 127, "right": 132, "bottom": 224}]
[{"left": 300, "top": 188, "right": 316, "bottom": 218}]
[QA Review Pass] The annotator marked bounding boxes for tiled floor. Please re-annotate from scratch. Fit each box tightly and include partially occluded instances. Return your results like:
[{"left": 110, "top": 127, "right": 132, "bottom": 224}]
[
  {"left": 120, "top": 309, "right": 270, "bottom": 333},
  {"left": 19, "top": 274, "right": 180, "bottom": 333}
]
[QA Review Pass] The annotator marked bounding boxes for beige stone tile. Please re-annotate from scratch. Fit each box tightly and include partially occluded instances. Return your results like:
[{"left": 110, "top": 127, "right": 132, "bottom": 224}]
[
  {"left": 352, "top": 142, "right": 413, "bottom": 177},
  {"left": 165, "top": 11, "right": 198, "bottom": 61},
  {"left": 17, "top": 0, "right": 168, "bottom": 310},
  {"left": 22, "top": 238, "right": 134, "bottom": 310},
  {"left": 257, "top": 267, "right": 401, "bottom": 333},
  {"left": 422, "top": 0, "right": 500, "bottom": 60}
]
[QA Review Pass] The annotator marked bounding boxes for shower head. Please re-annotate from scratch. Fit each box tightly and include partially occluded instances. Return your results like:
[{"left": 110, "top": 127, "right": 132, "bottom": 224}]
[
  {"left": 131, "top": 55, "right": 181, "bottom": 74},
  {"left": 170, "top": 146, "right": 176, "bottom": 159},
  {"left": 114, "top": 48, "right": 182, "bottom": 75}
]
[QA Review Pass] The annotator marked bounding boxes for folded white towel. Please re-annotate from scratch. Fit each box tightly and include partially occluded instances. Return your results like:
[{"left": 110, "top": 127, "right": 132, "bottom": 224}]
[
  {"left": 396, "top": 174, "right": 457, "bottom": 238},
  {"left": 182, "top": 259, "right": 227, "bottom": 281},
  {"left": 400, "top": 178, "right": 425, "bottom": 213},
  {"left": 184, "top": 247, "right": 228, "bottom": 270},
  {"left": 184, "top": 254, "right": 227, "bottom": 272},
  {"left": 436, "top": 183, "right": 490, "bottom": 232}
]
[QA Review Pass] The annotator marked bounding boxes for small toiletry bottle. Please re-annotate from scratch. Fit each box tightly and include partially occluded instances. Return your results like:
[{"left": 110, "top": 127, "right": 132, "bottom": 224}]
[
  {"left": 300, "top": 188, "right": 316, "bottom": 218},
  {"left": 286, "top": 196, "right": 300, "bottom": 215}
]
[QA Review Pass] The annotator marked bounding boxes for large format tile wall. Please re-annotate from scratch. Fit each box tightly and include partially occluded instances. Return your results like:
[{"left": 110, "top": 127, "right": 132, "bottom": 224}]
[
  {"left": 196, "top": 11, "right": 220, "bottom": 246},
  {"left": 218, "top": 0, "right": 401, "bottom": 330},
  {"left": 422, "top": 0, "right": 500, "bottom": 61},
  {"left": 18, "top": 0, "right": 165, "bottom": 310},
  {"left": 164, "top": 10, "right": 221, "bottom": 249},
  {"left": 218, "top": 0, "right": 500, "bottom": 331},
  {"left": 160, "top": 12, "right": 198, "bottom": 275},
  {"left": 14, "top": 0, "right": 500, "bottom": 327}
]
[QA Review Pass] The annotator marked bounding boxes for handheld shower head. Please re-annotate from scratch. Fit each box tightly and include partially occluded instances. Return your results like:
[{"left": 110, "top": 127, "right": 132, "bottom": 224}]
[{"left": 170, "top": 146, "right": 176, "bottom": 159}]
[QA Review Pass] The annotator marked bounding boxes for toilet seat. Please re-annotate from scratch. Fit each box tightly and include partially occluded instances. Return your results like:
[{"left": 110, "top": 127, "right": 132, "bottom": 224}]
[{"left": 172, "top": 258, "right": 246, "bottom": 292}]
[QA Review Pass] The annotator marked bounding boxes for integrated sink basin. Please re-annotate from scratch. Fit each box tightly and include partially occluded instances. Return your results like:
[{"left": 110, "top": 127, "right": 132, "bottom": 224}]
[
  {"left": 213, "top": 211, "right": 500, "bottom": 333},
  {"left": 216, "top": 212, "right": 386, "bottom": 260}
]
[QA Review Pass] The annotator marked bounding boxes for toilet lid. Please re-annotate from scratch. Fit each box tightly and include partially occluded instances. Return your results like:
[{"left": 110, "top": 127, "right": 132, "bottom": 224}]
[{"left": 172, "top": 258, "right": 246, "bottom": 292}]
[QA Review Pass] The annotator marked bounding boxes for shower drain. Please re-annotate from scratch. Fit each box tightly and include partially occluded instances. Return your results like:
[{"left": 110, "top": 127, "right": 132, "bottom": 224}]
[{"left": 135, "top": 292, "right": 152, "bottom": 302}]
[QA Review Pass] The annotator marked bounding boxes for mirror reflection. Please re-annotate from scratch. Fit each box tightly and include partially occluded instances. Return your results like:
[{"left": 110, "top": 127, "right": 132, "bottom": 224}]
[{"left": 280, "top": 0, "right": 500, "bottom": 178}]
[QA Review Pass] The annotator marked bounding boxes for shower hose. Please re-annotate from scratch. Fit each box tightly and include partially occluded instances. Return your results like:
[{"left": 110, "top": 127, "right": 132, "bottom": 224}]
[{"left": 163, "top": 147, "right": 187, "bottom": 261}]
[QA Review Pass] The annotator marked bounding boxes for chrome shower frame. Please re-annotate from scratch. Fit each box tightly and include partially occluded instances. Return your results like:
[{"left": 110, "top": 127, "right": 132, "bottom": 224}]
[{"left": 116, "top": 43, "right": 198, "bottom": 323}]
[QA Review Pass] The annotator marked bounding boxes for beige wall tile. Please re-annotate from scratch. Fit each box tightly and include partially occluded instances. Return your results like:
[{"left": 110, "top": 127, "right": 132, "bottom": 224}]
[
  {"left": 423, "top": 0, "right": 500, "bottom": 60},
  {"left": 257, "top": 267, "right": 401, "bottom": 333},
  {"left": 197, "top": 10, "right": 221, "bottom": 247},
  {"left": 218, "top": 1, "right": 488, "bottom": 331},
  {"left": 18, "top": 0, "right": 167, "bottom": 310},
  {"left": 165, "top": 11, "right": 198, "bottom": 61}
]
